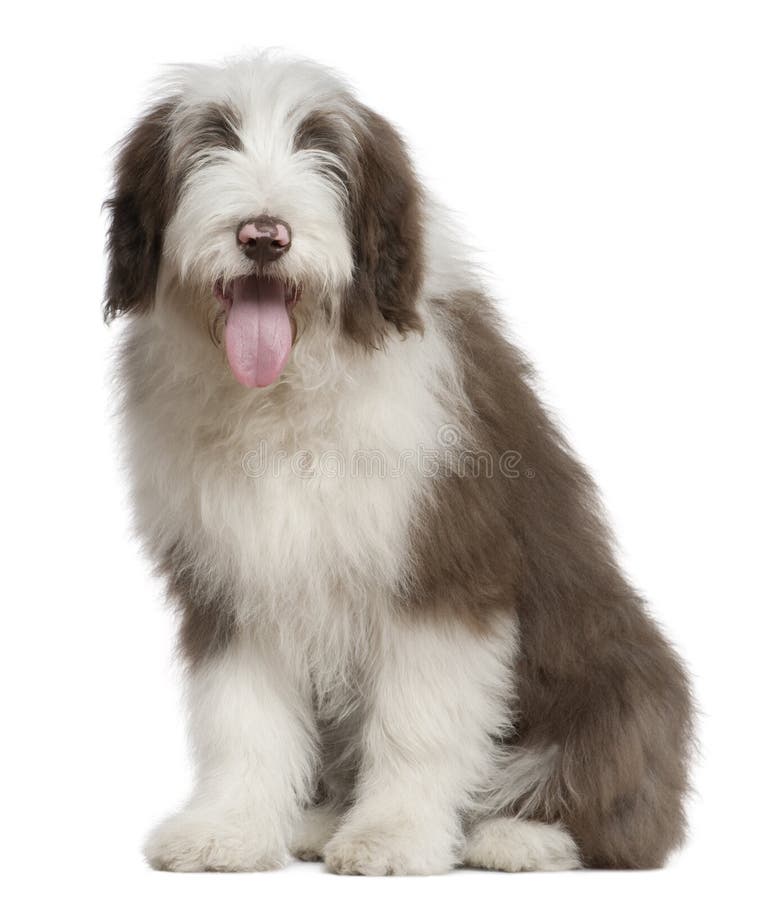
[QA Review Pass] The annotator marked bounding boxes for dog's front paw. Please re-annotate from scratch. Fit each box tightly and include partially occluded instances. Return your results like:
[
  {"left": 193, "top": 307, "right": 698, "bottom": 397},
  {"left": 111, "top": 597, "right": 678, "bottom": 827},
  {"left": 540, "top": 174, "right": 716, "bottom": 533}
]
[
  {"left": 144, "top": 809, "right": 287, "bottom": 872},
  {"left": 324, "top": 822, "right": 455, "bottom": 876}
]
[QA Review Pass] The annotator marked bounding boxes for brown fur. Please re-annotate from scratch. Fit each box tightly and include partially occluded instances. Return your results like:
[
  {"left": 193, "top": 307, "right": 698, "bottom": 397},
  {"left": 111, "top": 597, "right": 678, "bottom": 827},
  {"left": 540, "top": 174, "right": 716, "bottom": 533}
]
[
  {"left": 104, "top": 99, "right": 241, "bottom": 320},
  {"left": 343, "top": 105, "right": 424, "bottom": 344},
  {"left": 103, "top": 100, "right": 177, "bottom": 320},
  {"left": 406, "top": 291, "right": 694, "bottom": 868},
  {"left": 294, "top": 106, "right": 424, "bottom": 344},
  {"left": 108, "top": 82, "right": 693, "bottom": 872},
  {"left": 294, "top": 109, "right": 350, "bottom": 159},
  {"left": 158, "top": 543, "right": 237, "bottom": 666},
  {"left": 189, "top": 101, "right": 242, "bottom": 155}
]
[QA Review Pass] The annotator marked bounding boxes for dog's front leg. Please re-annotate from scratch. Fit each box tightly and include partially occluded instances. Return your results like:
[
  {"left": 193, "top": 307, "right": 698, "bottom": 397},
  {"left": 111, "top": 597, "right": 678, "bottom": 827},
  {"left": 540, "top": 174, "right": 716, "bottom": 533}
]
[
  {"left": 324, "top": 611, "right": 516, "bottom": 876},
  {"left": 144, "top": 632, "right": 315, "bottom": 872}
]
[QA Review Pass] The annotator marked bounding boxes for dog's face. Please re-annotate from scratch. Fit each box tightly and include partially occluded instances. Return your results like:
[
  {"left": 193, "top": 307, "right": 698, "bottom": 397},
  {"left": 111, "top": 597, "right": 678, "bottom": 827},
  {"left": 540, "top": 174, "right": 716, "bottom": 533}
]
[{"left": 104, "top": 57, "right": 424, "bottom": 386}]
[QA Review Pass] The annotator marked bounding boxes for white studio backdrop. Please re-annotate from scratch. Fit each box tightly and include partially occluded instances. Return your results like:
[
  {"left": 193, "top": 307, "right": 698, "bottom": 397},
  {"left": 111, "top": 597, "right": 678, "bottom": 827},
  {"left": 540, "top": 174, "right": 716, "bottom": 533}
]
[{"left": 1, "top": 2, "right": 775, "bottom": 897}]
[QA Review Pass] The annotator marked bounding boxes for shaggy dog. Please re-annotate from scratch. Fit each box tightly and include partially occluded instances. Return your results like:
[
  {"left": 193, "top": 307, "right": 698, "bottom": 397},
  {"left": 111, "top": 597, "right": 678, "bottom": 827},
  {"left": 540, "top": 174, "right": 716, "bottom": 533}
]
[{"left": 105, "top": 54, "right": 693, "bottom": 875}]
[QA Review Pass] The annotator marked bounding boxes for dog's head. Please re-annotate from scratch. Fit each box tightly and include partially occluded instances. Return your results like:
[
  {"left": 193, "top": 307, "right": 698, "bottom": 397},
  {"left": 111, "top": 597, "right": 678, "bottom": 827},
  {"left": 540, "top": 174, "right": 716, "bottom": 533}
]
[{"left": 104, "top": 56, "right": 424, "bottom": 386}]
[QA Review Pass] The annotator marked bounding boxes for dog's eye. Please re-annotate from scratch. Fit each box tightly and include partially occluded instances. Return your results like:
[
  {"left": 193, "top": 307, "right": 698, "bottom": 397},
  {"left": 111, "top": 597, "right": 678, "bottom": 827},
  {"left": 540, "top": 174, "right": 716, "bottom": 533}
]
[
  {"left": 192, "top": 103, "right": 242, "bottom": 154},
  {"left": 294, "top": 111, "right": 342, "bottom": 156}
]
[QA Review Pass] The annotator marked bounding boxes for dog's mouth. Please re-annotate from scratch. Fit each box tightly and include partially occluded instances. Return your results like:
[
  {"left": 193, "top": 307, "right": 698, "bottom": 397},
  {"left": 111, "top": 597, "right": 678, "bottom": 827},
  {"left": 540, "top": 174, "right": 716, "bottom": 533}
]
[{"left": 214, "top": 276, "right": 299, "bottom": 388}]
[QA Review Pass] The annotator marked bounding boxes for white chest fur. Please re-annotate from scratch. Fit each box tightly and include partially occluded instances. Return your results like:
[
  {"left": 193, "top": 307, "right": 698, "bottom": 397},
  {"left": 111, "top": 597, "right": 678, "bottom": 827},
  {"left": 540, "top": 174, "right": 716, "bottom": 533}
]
[{"left": 120, "top": 303, "right": 461, "bottom": 653}]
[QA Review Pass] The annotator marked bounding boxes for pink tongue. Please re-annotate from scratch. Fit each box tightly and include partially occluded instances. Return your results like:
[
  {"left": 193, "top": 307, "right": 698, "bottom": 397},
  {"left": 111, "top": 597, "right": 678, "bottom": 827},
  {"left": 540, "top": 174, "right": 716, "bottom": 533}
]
[{"left": 224, "top": 276, "right": 292, "bottom": 387}]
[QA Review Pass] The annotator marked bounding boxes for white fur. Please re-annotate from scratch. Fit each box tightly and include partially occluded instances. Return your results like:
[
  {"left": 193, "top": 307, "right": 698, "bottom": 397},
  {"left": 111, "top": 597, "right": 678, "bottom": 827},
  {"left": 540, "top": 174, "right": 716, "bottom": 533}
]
[
  {"left": 477, "top": 744, "right": 560, "bottom": 819},
  {"left": 291, "top": 803, "right": 342, "bottom": 861},
  {"left": 123, "top": 290, "right": 469, "bottom": 689},
  {"left": 322, "top": 614, "right": 517, "bottom": 875},
  {"left": 464, "top": 817, "right": 581, "bottom": 872},
  {"left": 120, "top": 54, "right": 570, "bottom": 875},
  {"left": 145, "top": 631, "right": 315, "bottom": 871},
  {"left": 164, "top": 57, "right": 357, "bottom": 302},
  {"left": 130, "top": 290, "right": 502, "bottom": 872}
]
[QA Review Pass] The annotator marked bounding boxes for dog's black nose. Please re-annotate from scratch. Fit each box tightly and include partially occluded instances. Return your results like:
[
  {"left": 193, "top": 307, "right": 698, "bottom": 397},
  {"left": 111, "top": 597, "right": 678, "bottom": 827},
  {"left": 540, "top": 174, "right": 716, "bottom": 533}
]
[{"left": 237, "top": 216, "right": 292, "bottom": 264}]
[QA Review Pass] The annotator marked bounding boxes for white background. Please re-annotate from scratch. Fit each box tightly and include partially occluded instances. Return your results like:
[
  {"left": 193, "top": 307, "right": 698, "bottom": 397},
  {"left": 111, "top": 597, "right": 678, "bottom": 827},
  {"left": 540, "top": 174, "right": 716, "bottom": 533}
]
[{"left": 2, "top": 1, "right": 775, "bottom": 897}]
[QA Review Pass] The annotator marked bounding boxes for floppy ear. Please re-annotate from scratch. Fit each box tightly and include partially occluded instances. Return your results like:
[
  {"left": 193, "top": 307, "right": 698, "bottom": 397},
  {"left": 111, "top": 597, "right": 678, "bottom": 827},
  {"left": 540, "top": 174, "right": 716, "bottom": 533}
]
[
  {"left": 103, "top": 99, "right": 177, "bottom": 320},
  {"left": 343, "top": 106, "right": 424, "bottom": 344}
]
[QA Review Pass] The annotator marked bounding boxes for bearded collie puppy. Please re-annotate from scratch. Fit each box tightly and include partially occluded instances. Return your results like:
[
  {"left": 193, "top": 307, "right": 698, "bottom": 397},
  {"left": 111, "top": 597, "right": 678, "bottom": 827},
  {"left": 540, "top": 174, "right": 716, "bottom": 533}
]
[{"left": 105, "top": 54, "right": 693, "bottom": 875}]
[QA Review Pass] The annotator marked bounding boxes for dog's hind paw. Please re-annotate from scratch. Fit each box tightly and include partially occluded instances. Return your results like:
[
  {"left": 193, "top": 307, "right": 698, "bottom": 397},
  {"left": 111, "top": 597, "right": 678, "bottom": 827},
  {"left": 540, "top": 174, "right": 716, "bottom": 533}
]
[{"left": 464, "top": 817, "right": 581, "bottom": 872}]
